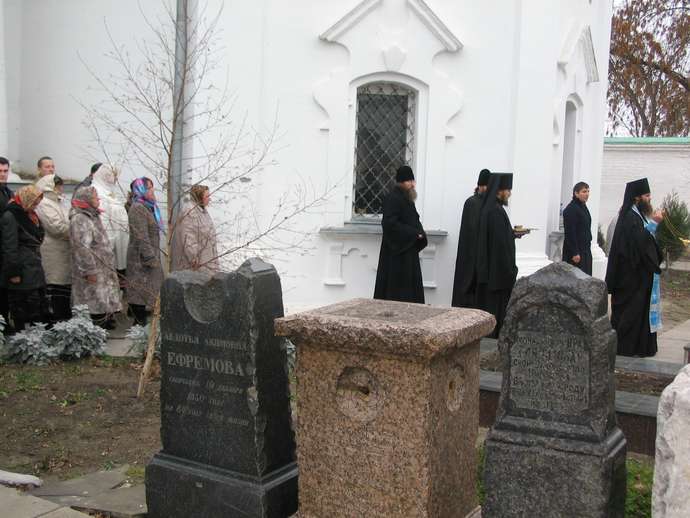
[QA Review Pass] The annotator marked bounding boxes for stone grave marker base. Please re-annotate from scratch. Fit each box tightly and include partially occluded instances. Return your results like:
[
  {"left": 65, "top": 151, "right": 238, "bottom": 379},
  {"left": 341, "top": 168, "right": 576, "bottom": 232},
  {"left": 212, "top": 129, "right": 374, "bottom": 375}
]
[
  {"left": 484, "top": 429, "right": 626, "bottom": 517},
  {"left": 147, "top": 454, "right": 297, "bottom": 518}
]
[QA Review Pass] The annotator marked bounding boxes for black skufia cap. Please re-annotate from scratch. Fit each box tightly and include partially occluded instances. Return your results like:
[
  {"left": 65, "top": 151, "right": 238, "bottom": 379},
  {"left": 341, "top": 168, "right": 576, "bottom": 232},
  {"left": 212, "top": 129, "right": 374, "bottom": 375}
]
[
  {"left": 497, "top": 173, "right": 513, "bottom": 190},
  {"left": 395, "top": 165, "right": 414, "bottom": 183},
  {"left": 477, "top": 169, "right": 491, "bottom": 186},
  {"left": 626, "top": 178, "right": 650, "bottom": 198}
]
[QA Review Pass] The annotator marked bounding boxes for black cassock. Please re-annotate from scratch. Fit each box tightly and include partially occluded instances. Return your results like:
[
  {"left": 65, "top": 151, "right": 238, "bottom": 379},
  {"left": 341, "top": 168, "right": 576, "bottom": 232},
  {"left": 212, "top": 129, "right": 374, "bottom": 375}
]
[
  {"left": 606, "top": 208, "right": 662, "bottom": 357},
  {"left": 475, "top": 199, "right": 517, "bottom": 338},
  {"left": 562, "top": 198, "right": 592, "bottom": 275},
  {"left": 451, "top": 192, "right": 483, "bottom": 307},
  {"left": 374, "top": 186, "right": 427, "bottom": 303}
]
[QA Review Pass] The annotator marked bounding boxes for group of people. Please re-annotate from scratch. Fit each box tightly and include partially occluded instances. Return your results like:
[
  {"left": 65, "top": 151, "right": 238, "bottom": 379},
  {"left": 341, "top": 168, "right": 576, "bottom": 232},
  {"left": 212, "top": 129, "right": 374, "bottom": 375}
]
[
  {"left": 0, "top": 156, "right": 220, "bottom": 333},
  {"left": 374, "top": 165, "right": 663, "bottom": 357}
]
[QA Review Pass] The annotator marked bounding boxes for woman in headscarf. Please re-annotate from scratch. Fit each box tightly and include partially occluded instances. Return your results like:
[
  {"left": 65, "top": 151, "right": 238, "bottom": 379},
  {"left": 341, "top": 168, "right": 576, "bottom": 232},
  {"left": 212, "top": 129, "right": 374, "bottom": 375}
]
[
  {"left": 170, "top": 184, "right": 219, "bottom": 274},
  {"left": 69, "top": 186, "right": 121, "bottom": 329},
  {"left": 91, "top": 164, "right": 129, "bottom": 274},
  {"left": 35, "top": 174, "right": 72, "bottom": 322},
  {"left": 0, "top": 184, "right": 47, "bottom": 331},
  {"left": 126, "top": 177, "right": 163, "bottom": 325}
]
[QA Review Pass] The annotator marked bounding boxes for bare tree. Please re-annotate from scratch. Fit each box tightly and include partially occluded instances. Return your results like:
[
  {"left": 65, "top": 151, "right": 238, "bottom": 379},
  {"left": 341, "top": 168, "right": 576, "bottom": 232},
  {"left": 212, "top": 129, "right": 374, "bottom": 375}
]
[
  {"left": 608, "top": 0, "right": 690, "bottom": 136},
  {"left": 78, "top": 0, "right": 335, "bottom": 395}
]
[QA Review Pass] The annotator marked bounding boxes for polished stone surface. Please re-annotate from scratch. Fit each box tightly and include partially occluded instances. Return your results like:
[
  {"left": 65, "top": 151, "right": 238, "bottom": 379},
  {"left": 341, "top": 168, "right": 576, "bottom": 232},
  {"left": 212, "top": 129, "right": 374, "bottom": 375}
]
[{"left": 146, "top": 259, "right": 297, "bottom": 518}]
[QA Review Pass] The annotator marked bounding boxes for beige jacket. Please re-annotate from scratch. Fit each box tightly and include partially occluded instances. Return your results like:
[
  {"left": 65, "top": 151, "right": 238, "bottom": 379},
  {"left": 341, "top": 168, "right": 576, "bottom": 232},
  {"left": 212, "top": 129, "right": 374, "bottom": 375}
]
[
  {"left": 170, "top": 203, "right": 219, "bottom": 274},
  {"left": 35, "top": 175, "right": 71, "bottom": 285}
]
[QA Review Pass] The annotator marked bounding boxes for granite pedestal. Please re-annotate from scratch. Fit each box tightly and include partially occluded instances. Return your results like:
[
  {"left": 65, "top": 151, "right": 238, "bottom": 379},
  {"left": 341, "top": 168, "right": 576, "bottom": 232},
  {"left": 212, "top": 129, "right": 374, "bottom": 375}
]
[{"left": 276, "top": 298, "right": 494, "bottom": 518}]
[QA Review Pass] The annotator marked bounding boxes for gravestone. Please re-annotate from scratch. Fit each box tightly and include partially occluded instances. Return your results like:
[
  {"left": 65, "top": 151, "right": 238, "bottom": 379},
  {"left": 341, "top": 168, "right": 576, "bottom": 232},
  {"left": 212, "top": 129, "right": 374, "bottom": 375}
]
[
  {"left": 275, "top": 298, "right": 494, "bottom": 518},
  {"left": 146, "top": 259, "right": 297, "bottom": 518},
  {"left": 483, "top": 262, "right": 626, "bottom": 517},
  {"left": 652, "top": 364, "right": 690, "bottom": 518}
]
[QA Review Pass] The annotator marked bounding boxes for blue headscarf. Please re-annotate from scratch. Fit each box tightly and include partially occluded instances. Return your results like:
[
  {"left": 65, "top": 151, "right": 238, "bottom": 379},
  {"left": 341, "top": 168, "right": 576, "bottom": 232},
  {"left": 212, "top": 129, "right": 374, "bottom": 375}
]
[{"left": 131, "top": 177, "right": 163, "bottom": 230}]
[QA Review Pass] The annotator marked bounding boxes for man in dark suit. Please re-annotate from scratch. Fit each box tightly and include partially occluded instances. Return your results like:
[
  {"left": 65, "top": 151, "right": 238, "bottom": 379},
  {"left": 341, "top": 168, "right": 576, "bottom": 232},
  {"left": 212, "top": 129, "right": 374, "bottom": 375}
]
[
  {"left": 374, "top": 165, "right": 427, "bottom": 303},
  {"left": 562, "top": 181, "right": 592, "bottom": 275},
  {"left": 0, "top": 157, "right": 14, "bottom": 326}
]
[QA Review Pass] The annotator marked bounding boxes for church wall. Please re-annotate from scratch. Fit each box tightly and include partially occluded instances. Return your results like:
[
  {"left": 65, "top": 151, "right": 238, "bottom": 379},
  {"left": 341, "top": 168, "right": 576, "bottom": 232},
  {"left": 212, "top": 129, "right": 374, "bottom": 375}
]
[
  {"left": 600, "top": 141, "right": 690, "bottom": 236},
  {"left": 5, "top": 0, "right": 172, "bottom": 179},
  {"left": 2, "top": 0, "right": 613, "bottom": 311}
]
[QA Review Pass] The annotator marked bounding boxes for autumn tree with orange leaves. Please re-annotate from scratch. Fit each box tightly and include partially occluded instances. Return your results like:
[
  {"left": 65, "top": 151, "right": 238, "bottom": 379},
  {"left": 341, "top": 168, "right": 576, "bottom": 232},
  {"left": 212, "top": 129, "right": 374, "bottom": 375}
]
[{"left": 608, "top": 0, "right": 689, "bottom": 136}]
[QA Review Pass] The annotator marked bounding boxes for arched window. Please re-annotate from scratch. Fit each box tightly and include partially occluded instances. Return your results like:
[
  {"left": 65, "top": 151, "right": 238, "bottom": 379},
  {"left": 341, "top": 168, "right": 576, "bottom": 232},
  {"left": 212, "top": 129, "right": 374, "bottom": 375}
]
[{"left": 352, "top": 82, "right": 417, "bottom": 217}]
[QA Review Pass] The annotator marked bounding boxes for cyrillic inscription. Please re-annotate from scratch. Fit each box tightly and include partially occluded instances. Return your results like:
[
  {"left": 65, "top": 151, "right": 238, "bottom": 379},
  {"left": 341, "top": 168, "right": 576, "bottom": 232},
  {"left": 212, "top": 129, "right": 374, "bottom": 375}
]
[
  {"left": 167, "top": 352, "right": 250, "bottom": 376},
  {"left": 510, "top": 331, "right": 589, "bottom": 414},
  {"left": 162, "top": 332, "right": 248, "bottom": 352}
]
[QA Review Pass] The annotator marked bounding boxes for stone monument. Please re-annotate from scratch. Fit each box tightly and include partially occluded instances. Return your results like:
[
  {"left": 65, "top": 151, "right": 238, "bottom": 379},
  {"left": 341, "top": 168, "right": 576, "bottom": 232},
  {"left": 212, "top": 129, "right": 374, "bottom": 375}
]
[
  {"left": 146, "top": 259, "right": 298, "bottom": 517},
  {"left": 653, "top": 364, "right": 690, "bottom": 518},
  {"left": 483, "top": 262, "right": 626, "bottom": 517},
  {"left": 275, "top": 298, "right": 495, "bottom": 518}
]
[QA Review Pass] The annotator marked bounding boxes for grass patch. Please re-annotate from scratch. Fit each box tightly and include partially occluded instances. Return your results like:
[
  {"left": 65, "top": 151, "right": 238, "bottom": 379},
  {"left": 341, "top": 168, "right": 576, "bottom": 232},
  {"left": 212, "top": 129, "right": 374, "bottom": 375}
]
[
  {"left": 126, "top": 465, "right": 146, "bottom": 484},
  {"left": 13, "top": 367, "right": 45, "bottom": 392},
  {"left": 476, "top": 445, "right": 485, "bottom": 504},
  {"left": 626, "top": 458, "right": 653, "bottom": 518}
]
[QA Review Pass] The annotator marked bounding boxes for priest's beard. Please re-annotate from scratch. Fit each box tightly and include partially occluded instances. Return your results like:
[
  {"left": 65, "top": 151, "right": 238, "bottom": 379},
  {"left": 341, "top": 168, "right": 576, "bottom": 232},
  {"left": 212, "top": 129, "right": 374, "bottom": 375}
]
[
  {"left": 406, "top": 187, "right": 418, "bottom": 202},
  {"left": 637, "top": 199, "right": 653, "bottom": 216},
  {"left": 498, "top": 196, "right": 509, "bottom": 206}
]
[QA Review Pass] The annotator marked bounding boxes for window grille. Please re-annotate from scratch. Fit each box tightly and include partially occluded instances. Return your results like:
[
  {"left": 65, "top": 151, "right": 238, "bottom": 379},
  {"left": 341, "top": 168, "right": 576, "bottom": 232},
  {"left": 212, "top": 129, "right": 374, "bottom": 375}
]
[{"left": 352, "top": 82, "right": 417, "bottom": 217}]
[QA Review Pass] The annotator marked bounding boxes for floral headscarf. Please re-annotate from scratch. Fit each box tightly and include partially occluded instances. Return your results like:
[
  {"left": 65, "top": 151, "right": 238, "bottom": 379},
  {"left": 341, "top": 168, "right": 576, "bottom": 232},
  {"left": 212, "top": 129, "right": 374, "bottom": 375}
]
[
  {"left": 70, "top": 186, "right": 101, "bottom": 218},
  {"left": 131, "top": 177, "right": 163, "bottom": 230},
  {"left": 11, "top": 185, "right": 43, "bottom": 225}
]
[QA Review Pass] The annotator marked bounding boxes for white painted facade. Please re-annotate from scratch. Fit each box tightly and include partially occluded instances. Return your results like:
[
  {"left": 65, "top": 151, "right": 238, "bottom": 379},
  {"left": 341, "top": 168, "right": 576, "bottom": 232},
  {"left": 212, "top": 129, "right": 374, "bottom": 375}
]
[
  {"left": 600, "top": 138, "right": 690, "bottom": 235},
  {"left": 1, "top": 0, "right": 613, "bottom": 311}
]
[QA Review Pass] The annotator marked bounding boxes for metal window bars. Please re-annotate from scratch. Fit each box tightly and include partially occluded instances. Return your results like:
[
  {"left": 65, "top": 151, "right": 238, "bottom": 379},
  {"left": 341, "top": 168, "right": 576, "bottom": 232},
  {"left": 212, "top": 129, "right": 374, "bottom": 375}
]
[{"left": 352, "top": 82, "right": 416, "bottom": 217}]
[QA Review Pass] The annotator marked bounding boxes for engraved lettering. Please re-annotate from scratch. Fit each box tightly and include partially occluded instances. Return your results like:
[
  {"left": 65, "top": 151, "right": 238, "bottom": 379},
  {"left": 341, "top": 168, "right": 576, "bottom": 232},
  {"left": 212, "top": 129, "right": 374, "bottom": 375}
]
[
  {"left": 163, "top": 332, "right": 199, "bottom": 345},
  {"left": 167, "top": 352, "right": 250, "bottom": 377},
  {"left": 509, "top": 331, "right": 590, "bottom": 414}
]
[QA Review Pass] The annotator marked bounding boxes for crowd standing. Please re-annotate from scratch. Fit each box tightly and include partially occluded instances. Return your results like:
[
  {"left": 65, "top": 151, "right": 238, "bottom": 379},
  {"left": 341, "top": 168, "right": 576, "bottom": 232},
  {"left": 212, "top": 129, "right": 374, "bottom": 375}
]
[
  {"left": 0, "top": 155, "right": 220, "bottom": 335},
  {"left": 0, "top": 154, "right": 669, "bottom": 359},
  {"left": 376, "top": 166, "right": 665, "bottom": 357}
]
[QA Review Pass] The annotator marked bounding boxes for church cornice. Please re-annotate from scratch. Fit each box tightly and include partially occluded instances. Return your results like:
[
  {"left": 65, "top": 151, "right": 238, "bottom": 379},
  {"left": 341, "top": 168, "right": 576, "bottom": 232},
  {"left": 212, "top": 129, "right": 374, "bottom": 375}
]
[
  {"left": 558, "top": 24, "right": 599, "bottom": 83},
  {"left": 319, "top": 0, "right": 462, "bottom": 53}
]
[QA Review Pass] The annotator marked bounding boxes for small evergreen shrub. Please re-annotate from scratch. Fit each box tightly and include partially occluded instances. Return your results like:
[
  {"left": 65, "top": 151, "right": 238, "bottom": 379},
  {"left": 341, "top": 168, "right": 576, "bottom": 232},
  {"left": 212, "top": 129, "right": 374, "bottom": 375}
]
[
  {"left": 3, "top": 306, "right": 107, "bottom": 365},
  {"left": 657, "top": 192, "right": 690, "bottom": 264},
  {"left": 50, "top": 305, "right": 107, "bottom": 360},
  {"left": 126, "top": 323, "right": 160, "bottom": 358},
  {"left": 5, "top": 324, "right": 61, "bottom": 366},
  {"left": 284, "top": 338, "right": 296, "bottom": 373}
]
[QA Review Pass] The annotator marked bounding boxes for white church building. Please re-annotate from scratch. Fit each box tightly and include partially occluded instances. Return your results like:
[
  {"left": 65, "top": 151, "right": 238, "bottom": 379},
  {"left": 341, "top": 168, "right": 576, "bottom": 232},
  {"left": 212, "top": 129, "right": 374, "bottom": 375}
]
[{"left": 1, "top": 0, "right": 613, "bottom": 311}]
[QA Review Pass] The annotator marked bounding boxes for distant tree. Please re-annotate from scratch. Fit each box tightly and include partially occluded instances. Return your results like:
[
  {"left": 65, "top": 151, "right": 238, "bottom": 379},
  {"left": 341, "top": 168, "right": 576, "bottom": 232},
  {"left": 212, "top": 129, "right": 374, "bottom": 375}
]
[
  {"left": 608, "top": 0, "right": 690, "bottom": 136},
  {"left": 657, "top": 192, "right": 690, "bottom": 267}
]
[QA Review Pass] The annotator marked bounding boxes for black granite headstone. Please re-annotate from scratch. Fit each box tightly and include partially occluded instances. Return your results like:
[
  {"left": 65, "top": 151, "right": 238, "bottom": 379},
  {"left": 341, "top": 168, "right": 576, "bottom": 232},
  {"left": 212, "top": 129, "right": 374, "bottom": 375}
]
[
  {"left": 146, "top": 258, "right": 297, "bottom": 518},
  {"left": 483, "top": 262, "right": 626, "bottom": 517}
]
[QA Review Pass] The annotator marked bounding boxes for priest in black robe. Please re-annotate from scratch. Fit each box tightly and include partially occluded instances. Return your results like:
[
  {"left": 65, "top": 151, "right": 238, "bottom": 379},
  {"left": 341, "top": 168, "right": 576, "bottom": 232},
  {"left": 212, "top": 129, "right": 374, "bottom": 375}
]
[
  {"left": 374, "top": 165, "right": 427, "bottom": 303},
  {"left": 475, "top": 173, "right": 520, "bottom": 338},
  {"left": 606, "top": 178, "right": 664, "bottom": 357},
  {"left": 451, "top": 168, "right": 491, "bottom": 307},
  {"left": 562, "top": 181, "right": 593, "bottom": 275}
]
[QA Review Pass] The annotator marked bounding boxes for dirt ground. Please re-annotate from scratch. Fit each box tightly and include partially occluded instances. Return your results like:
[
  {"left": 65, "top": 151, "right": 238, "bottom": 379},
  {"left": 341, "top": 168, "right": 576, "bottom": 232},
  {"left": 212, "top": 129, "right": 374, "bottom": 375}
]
[
  {"left": 0, "top": 272, "right": 686, "bottom": 483},
  {"left": 0, "top": 357, "right": 160, "bottom": 481}
]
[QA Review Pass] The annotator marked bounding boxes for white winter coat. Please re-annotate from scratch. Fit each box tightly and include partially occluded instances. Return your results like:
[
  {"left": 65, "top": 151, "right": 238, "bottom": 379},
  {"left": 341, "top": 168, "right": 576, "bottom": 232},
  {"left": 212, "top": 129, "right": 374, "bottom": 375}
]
[
  {"left": 91, "top": 165, "right": 129, "bottom": 270},
  {"left": 35, "top": 175, "right": 71, "bottom": 285}
]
